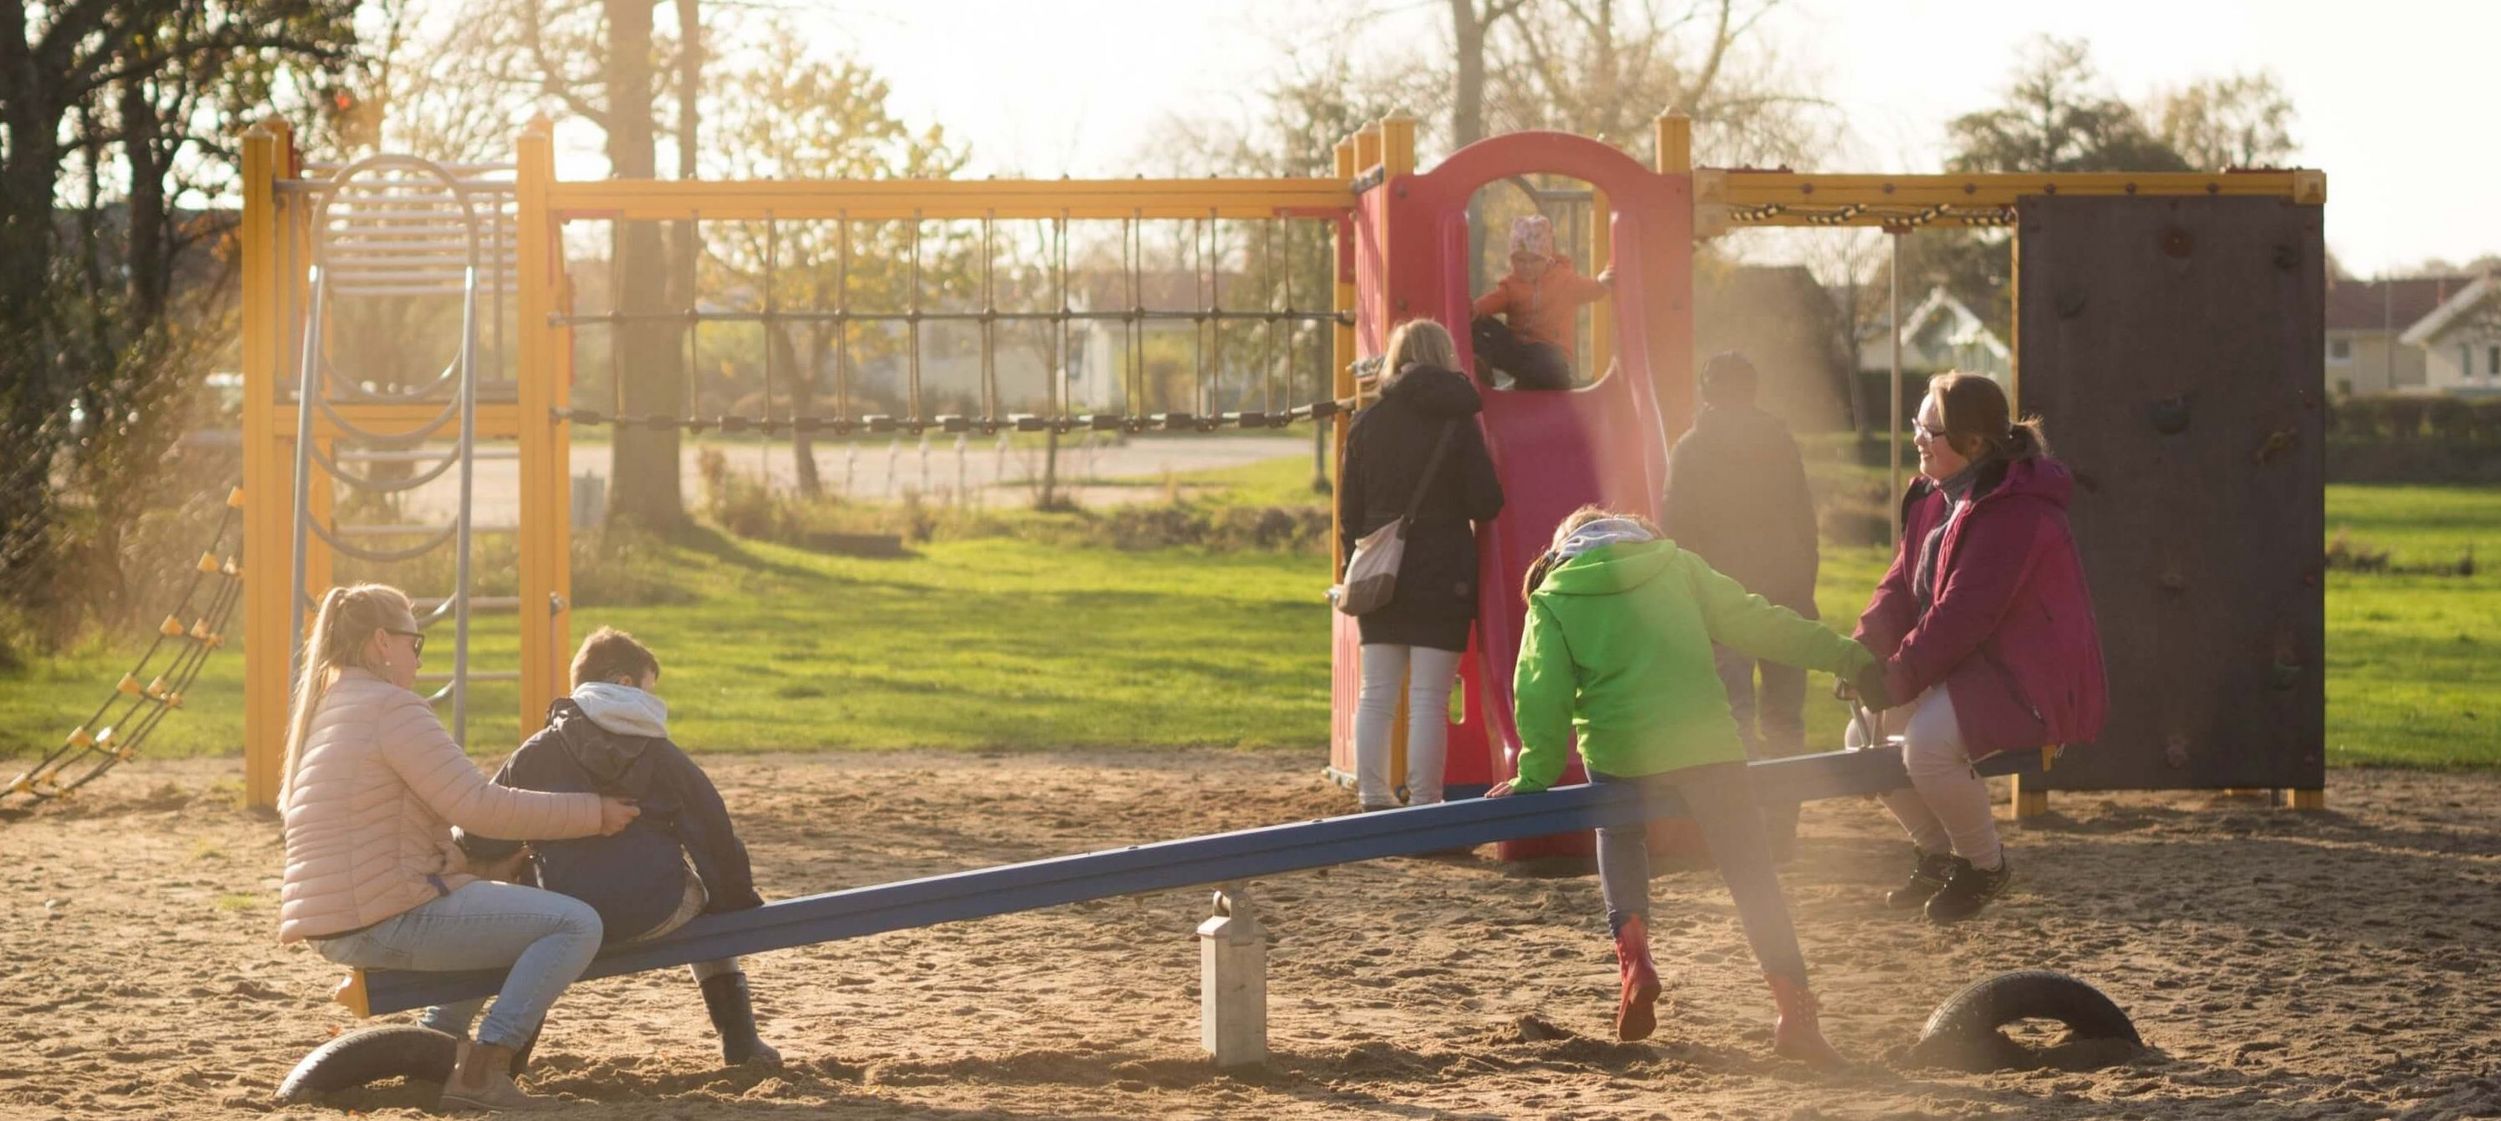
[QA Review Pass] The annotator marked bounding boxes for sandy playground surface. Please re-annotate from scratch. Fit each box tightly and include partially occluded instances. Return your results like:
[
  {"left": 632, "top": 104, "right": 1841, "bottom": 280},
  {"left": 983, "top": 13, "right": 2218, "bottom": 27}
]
[{"left": 3, "top": 750, "right": 2497, "bottom": 1120}]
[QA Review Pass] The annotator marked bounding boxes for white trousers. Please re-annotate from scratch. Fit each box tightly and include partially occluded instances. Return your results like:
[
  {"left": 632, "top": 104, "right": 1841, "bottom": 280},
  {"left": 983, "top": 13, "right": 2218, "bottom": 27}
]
[
  {"left": 1874, "top": 686, "right": 2005, "bottom": 870},
  {"left": 1354, "top": 644, "right": 1461, "bottom": 807}
]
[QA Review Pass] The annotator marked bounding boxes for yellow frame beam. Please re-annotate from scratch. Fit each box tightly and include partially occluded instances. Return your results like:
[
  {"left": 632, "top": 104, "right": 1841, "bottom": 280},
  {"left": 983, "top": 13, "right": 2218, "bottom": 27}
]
[
  {"left": 270, "top": 403, "right": 531, "bottom": 442},
  {"left": 1698, "top": 169, "right": 2325, "bottom": 229},
  {"left": 543, "top": 178, "right": 1355, "bottom": 223}
]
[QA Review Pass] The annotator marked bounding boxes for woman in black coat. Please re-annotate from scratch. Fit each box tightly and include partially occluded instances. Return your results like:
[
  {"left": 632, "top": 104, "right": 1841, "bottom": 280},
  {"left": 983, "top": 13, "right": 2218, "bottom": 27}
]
[{"left": 1338, "top": 319, "right": 1506, "bottom": 810}]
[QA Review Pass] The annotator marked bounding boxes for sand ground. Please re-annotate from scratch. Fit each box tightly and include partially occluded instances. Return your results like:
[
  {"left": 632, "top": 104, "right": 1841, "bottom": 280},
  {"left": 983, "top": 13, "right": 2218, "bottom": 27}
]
[{"left": 3, "top": 751, "right": 2497, "bottom": 1120}]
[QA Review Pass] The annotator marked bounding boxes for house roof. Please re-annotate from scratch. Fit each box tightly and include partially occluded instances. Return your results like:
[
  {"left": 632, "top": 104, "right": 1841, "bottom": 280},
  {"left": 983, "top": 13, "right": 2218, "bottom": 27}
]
[
  {"left": 2398, "top": 273, "right": 2497, "bottom": 346},
  {"left": 2326, "top": 275, "right": 2465, "bottom": 332}
]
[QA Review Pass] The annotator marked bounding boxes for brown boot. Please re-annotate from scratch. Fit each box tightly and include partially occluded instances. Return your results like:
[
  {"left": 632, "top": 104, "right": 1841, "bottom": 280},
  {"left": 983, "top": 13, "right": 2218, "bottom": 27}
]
[
  {"left": 437, "top": 1038, "right": 558, "bottom": 1113},
  {"left": 1766, "top": 973, "right": 1849, "bottom": 1069},
  {"left": 1612, "top": 916, "right": 1663, "bottom": 1042}
]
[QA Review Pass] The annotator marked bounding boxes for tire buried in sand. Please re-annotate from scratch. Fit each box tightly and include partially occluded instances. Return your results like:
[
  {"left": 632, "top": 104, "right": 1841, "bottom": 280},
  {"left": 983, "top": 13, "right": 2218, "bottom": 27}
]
[
  {"left": 274, "top": 1024, "right": 462, "bottom": 1105},
  {"left": 1904, "top": 969, "right": 2145, "bottom": 1073}
]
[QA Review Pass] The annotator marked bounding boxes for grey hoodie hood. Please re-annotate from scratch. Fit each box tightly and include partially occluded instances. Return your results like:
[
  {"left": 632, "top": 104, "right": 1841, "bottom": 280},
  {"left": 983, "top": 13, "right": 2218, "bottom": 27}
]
[
  {"left": 572, "top": 682, "right": 670, "bottom": 739},
  {"left": 1555, "top": 517, "right": 1656, "bottom": 560}
]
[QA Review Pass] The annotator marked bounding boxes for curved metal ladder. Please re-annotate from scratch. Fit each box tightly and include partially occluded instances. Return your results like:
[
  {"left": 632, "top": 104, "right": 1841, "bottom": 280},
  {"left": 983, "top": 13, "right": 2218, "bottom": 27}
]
[{"left": 285, "top": 155, "right": 516, "bottom": 744}]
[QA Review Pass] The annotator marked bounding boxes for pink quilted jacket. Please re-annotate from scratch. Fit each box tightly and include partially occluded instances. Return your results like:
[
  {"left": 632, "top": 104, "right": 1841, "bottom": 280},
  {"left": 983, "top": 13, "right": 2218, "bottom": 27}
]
[{"left": 278, "top": 669, "right": 603, "bottom": 943}]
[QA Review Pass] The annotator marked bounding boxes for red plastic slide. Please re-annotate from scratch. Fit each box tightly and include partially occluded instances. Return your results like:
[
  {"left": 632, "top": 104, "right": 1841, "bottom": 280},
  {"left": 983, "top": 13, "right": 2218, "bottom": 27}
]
[{"left": 1330, "top": 131, "right": 1693, "bottom": 860}]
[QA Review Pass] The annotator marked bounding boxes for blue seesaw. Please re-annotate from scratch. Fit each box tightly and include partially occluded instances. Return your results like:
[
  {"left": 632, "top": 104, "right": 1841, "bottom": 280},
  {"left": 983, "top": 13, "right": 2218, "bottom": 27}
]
[{"left": 282, "top": 744, "right": 2050, "bottom": 1102}]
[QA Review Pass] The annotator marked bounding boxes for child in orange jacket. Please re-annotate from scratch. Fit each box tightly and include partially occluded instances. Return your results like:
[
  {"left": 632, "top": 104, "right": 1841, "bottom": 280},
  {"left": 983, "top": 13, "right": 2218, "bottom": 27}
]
[{"left": 1472, "top": 215, "right": 1612, "bottom": 390}]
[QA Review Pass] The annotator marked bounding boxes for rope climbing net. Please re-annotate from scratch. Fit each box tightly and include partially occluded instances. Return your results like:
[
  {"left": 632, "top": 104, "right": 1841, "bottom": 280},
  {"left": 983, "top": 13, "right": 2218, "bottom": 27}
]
[
  {"left": 561, "top": 210, "right": 1359, "bottom": 436},
  {"left": 4, "top": 487, "right": 246, "bottom": 806}
]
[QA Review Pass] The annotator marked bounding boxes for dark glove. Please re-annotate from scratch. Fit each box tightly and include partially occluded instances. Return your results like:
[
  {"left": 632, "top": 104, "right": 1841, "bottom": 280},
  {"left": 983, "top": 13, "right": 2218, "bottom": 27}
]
[{"left": 1852, "top": 660, "right": 1895, "bottom": 712}]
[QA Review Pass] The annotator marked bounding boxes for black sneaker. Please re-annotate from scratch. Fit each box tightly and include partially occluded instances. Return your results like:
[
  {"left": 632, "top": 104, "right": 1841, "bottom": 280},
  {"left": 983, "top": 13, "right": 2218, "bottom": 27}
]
[
  {"left": 1885, "top": 848, "right": 1961, "bottom": 910},
  {"left": 1924, "top": 856, "right": 2013, "bottom": 923}
]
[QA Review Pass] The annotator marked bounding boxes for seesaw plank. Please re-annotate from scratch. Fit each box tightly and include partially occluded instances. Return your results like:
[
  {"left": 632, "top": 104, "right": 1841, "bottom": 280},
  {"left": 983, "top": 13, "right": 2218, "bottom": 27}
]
[{"left": 357, "top": 746, "right": 2029, "bottom": 1015}]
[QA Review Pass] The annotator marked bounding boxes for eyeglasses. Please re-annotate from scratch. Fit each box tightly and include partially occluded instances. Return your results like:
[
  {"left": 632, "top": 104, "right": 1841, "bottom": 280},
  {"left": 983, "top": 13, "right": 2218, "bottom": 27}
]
[
  {"left": 387, "top": 628, "right": 427, "bottom": 656},
  {"left": 1913, "top": 420, "right": 1944, "bottom": 440}
]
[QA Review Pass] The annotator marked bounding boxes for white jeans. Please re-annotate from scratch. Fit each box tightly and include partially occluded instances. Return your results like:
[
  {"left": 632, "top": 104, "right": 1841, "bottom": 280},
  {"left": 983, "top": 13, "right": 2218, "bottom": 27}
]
[
  {"left": 1355, "top": 644, "right": 1461, "bottom": 807},
  {"left": 1874, "top": 686, "right": 2005, "bottom": 870}
]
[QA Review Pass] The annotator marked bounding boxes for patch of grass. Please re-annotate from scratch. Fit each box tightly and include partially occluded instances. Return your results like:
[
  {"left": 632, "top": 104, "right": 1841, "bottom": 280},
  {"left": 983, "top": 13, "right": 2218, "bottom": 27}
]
[
  {"left": 2, "top": 532, "right": 1332, "bottom": 764},
  {"left": 1165, "top": 453, "right": 1334, "bottom": 510},
  {"left": 5, "top": 475, "right": 2495, "bottom": 774},
  {"left": 215, "top": 893, "right": 263, "bottom": 912},
  {"left": 2321, "top": 483, "right": 2501, "bottom": 767}
]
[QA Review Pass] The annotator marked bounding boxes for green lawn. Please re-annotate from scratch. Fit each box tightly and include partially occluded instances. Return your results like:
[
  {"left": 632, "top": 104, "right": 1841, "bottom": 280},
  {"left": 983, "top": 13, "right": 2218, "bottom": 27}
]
[
  {"left": 1, "top": 531, "right": 1334, "bottom": 767},
  {"left": 2320, "top": 485, "right": 2501, "bottom": 768},
  {"left": 5, "top": 477, "right": 2495, "bottom": 774}
]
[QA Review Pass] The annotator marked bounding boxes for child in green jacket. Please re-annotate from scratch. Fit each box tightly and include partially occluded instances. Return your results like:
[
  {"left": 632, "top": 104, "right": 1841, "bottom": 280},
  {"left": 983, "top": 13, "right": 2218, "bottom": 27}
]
[{"left": 1490, "top": 506, "right": 1889, "bottom": 1064}]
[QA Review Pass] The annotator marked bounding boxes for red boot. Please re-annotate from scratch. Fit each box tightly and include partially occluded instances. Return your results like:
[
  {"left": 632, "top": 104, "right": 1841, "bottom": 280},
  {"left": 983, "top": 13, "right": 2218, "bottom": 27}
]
[
  {"left": 1766, "top": 973, "right": 1849, "bottom": 1069},
  {"left": 1612, "top": 916, "right": 1663, "bottom": 1041}
]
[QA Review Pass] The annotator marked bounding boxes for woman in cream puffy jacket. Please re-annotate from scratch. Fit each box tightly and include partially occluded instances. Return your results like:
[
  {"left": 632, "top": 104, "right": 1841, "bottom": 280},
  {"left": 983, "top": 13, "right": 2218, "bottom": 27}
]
[{"left": 278, "top": 584, "right": 637, "bottom": 1112}]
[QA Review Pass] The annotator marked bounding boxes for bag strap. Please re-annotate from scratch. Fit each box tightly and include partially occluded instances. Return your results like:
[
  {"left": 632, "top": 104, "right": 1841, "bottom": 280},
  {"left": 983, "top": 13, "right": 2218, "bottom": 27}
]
[{"left": 1400, "top": 420, "right": 1463, "bottom": 526}]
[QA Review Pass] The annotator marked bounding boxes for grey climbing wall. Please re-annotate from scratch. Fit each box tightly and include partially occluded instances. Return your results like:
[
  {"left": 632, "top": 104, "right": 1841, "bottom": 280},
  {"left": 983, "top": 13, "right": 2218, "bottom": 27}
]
[{"left": 2015, "top": 195, "right": 2325, "bottom": 791}]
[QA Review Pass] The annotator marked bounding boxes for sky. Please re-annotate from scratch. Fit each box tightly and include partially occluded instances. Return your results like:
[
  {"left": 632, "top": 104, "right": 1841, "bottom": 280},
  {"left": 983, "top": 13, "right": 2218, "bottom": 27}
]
[{"left": 760, "top": 0, "right": 2497, "bottom": 280}]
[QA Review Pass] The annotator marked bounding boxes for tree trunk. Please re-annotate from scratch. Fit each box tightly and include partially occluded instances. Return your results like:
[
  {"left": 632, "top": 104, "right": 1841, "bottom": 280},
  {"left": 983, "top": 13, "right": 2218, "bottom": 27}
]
[
  {"left": 666, "top": 0, "right": 699, "bottom": 317},
  {"left": 603, "top": 0, "right": 685, "bottom": 531},
  {"left": 1038, "top": 427, "right": 1061, "bottom": 509},
  {"left": 1451, "top": 0, "right": 1489, "bottom": 295},
  {"left": 779, "top": 322, "right": 821, "bottom": 498},
  {"left": 0, "top": 33, "right": 69, "bottom": 602},
  {"left": 120, "top": 77, "right": 169, "bottom": 324}
]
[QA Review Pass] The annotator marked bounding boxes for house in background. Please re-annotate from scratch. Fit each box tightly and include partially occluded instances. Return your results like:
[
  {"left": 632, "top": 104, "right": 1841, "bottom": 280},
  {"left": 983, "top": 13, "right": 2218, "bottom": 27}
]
[
  {"left": 2398, "top": 273, "right": 2501, "bottom": 396},
  {"left": 2323, "top": 275, "right": 2459, "bottom": 394},
  {"left": 1855, "top": 285, "right": 2011, "bottom": 383}
]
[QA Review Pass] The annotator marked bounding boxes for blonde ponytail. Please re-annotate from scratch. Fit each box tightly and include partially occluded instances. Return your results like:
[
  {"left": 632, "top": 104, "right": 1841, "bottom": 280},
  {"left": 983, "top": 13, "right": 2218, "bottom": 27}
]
[{"left": 278, "top": 584, "right": 413, "bottom": 806}]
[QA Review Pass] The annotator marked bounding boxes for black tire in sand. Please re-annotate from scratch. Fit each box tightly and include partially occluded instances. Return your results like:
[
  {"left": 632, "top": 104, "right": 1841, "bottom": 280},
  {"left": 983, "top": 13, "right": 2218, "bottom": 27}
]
[
  {"left": 1905, "top": 969, "right": 2145, "bottom": 1073},
  {"left": 273, "top": 1024, "right": 540, "bottom": 1104}
]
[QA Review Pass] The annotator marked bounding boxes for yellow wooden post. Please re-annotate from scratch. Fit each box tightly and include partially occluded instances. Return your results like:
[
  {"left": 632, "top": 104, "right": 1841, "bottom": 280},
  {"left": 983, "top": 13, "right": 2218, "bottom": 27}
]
[
  {"left": 1588, "top": 185, "right": 1614, "bottom": 376},
  {"left": 1354, "top": 123, "right": 1382, "bottom": 180},
  {"left": 303, "top": 186, "right": 335, "bottom": 603},
  {"left": 1379, "top": 113, "right": 1417, "bottom": 180},
  {"left": 2283, "top": 788, "right": 2325, "bottom": 811},
  {"left": 1655, "top": 112, "right": 1692, "bottom": 175},
  {"left": 516, "top": 117, "right": 565, "bottom": 725},
  {"left": 240, "top": 122, "right": 285, "bottom": 808},
  {"left": 1367, "top": 116, "right": 1424, "bottom": 789},
  {"left": 2011, "top": 776, "right": 2049, "bottom": 819},
  {"left": 1329, "top": 136, "right": 1358, "bottom": 573}
]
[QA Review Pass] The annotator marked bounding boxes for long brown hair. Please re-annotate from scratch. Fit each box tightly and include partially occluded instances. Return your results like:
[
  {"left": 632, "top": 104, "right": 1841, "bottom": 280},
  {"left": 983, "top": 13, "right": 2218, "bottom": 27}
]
[
  {"left": 279, "top": 584, "right": 414, "bottom": 805},
  {"left": 1520, "top": 505, "right": 1662, "bottom": 603},
  {"left": 1928, "top": 371, "right": 2049, "bottom": 461}
]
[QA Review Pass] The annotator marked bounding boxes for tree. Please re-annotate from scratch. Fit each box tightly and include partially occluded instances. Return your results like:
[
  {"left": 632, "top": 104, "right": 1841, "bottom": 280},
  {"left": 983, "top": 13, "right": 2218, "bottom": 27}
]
[
  {"left": 2, "top": 0, "right": 360, "bottom": 645},
  {"left": 1145, "top": 44, "right": 1436, "bottom": 492},
  {"left": 2150, "top": 73, "right": 2297, "bottom": 170},
  {"left": 1944, "top": 37, "right": 2188, "bottom": 174},
  {"left": 703, "top": 29, "right": 968, "bottom": 497},
  {"left": 412, "top": 0, "right": 705, "bottom": 530},
  {"left": 1490, "top": 0, "right": 1831, "bottom": 168},
  {"left": 1801, "top": 228, "right": 1887, "bottom": 438},
  {"left": 1920, "top": 36, "right": 2215, "bottom": 343}
]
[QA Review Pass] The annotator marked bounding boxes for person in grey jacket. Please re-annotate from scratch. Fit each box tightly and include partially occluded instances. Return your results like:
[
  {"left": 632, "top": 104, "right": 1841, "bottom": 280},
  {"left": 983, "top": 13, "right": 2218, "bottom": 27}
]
[
  {"left": 1662, "top": 353, "right": 1821, "bottom": 855},
  {"left": 448, "top": 627, "right": 778, "bottom": 1067}
]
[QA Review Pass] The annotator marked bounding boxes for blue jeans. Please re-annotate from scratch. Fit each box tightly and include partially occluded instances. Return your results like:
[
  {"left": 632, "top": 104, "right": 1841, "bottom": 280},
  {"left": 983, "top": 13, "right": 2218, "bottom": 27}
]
[
  {"left": 312, "top": 881, "right": 603, "bottom": 1048},
  {"left": 421, "top": 872, "right": 739, "bottom": 1040},
  {"left": 1591, "top": 762, "right": 1809, "bottom": 983}
]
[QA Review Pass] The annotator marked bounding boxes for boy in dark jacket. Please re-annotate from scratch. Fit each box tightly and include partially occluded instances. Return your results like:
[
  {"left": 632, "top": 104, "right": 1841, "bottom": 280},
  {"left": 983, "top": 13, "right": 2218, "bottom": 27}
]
[{"left": 439, "top": 627, "right": 779, "bottom": 1066}]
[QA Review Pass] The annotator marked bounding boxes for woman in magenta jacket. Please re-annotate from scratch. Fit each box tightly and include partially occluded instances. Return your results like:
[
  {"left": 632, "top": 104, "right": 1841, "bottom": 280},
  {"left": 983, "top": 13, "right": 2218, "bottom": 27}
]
[{"left": 1854, "top": 372, "right": 2108, "bottom": 924}]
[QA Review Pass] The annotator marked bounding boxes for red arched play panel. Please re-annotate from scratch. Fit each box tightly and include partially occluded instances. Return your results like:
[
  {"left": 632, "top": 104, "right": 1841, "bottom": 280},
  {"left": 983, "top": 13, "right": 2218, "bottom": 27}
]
[{"left": 1331, "top": 131, "right": 1693, "bottom": 859}]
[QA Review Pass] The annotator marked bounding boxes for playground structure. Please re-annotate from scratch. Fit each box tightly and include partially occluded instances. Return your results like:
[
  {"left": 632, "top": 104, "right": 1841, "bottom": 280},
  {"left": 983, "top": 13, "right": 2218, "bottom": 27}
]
[
  {"left": 221, "top": 111, "right": 2329, "bottom": 825},
  {"left": 70, "top": 107, "right": 2317, "bottom": 1087},
  {"left": 306, "top": 740, "right": 2042, "bottom": 1079}
]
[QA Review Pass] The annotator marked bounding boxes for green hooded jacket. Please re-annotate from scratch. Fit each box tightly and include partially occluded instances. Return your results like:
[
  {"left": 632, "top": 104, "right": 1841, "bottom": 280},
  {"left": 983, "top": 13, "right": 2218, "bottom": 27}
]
[{"left": 1509, "top": 538, "right": 1875, "bottom": 792}]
